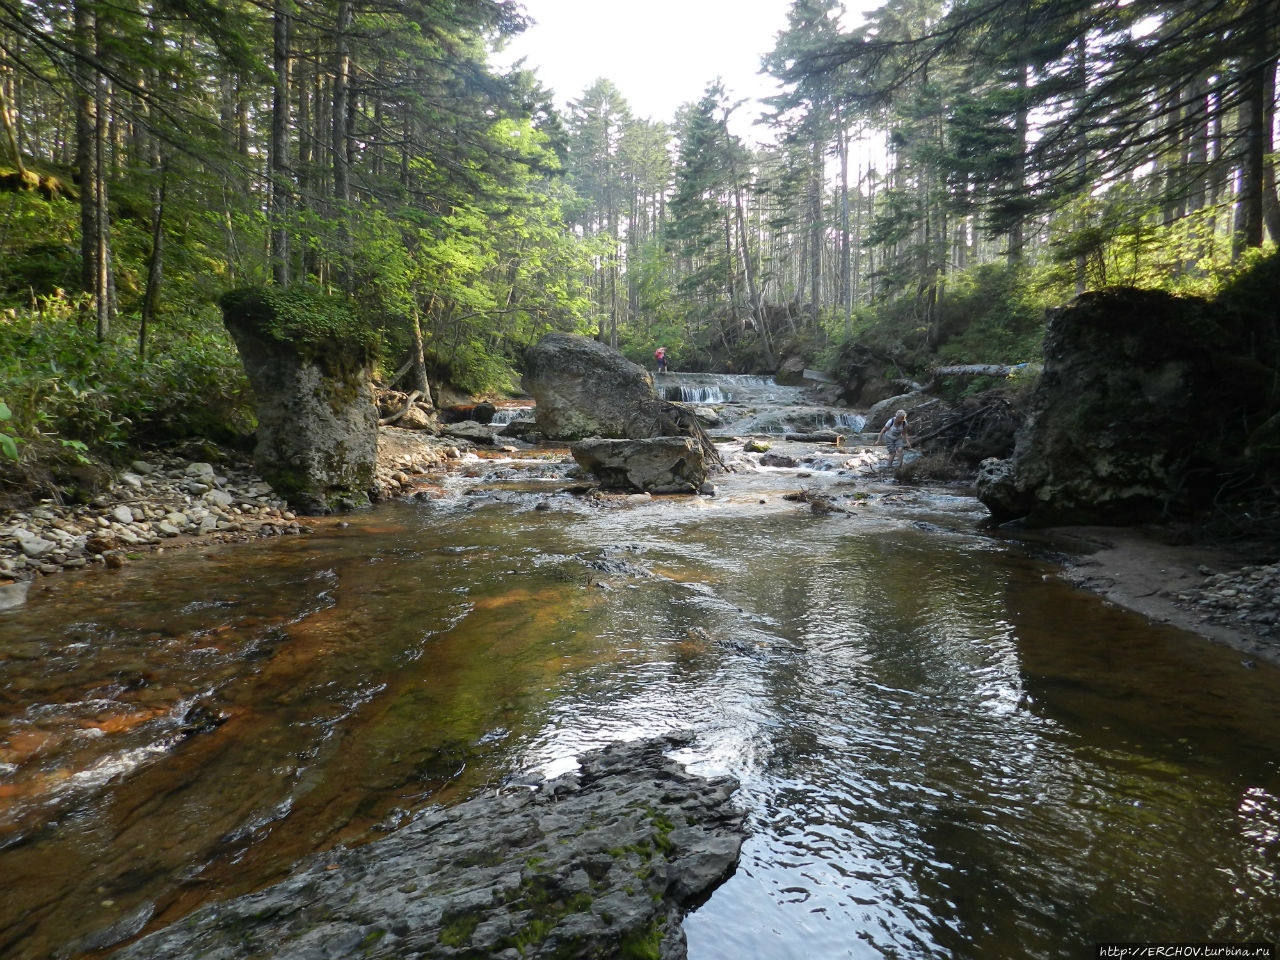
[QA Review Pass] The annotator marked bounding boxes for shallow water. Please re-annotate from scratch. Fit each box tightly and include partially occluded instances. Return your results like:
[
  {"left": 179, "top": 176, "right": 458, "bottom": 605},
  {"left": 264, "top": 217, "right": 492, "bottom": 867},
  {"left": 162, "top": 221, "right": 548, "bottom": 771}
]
[{"left": 1, "top": 445, "right": 1278, "bottom": 959}]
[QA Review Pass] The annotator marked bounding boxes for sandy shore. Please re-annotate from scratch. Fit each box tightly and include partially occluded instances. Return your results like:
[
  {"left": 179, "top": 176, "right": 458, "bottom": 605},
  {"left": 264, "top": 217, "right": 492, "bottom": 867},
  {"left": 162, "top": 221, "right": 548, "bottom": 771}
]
[{"left": 1032, "top": 525, "right": 1280, "bottom": 668}]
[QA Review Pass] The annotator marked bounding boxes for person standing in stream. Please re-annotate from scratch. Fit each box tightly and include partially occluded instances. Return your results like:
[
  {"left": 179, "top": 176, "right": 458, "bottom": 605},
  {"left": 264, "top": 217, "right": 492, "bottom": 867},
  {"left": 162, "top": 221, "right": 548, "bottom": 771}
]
[
  {"left": 876, "top": 408, "right": 912, "bottom": 468},
  {"left": 654, "top": 347, "right": 668, "bottom": 374}
]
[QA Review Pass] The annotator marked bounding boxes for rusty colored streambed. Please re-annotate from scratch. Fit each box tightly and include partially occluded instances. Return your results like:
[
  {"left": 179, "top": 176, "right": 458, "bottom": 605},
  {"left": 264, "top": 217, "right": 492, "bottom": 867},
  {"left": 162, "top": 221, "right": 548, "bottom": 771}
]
[{"left": 2, "top": 436, "right": 1279, "bottom": 960}]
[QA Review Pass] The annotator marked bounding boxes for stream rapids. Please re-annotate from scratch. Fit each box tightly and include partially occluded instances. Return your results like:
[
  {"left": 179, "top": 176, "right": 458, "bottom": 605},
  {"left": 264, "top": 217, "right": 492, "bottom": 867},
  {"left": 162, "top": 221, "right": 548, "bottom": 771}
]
[{"left": 2, "top": 372, "right": 1279, "bottom": 959}]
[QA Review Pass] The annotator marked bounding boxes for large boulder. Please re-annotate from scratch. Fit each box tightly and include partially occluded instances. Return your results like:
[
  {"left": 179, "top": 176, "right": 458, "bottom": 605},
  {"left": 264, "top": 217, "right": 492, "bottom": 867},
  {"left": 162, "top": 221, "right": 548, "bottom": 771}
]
[
  {"left": 523, "top": 333, "right": 655, "bottom": 440},
  {"left": 974, "top": 457, "right": 1030, "bottom": 524},
  {"left": 220, "top": 287, "right": 378, "bottom": 514},
  {"left": 983, "top": 285, "right": 1269, "bottom": 526},
  {"left": 571, "top": 437, "right": 707, "bottom": 494}
]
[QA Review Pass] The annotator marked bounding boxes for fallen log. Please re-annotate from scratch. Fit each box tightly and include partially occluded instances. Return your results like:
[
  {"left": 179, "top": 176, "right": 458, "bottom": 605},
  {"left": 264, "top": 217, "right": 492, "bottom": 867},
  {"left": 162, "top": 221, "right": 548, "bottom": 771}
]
[
  {"left": 784, "top": 430, "right": 844, "bottom": 444},
  {"left": 933, "top": 363, "right": 1041, "bottom": 379}
]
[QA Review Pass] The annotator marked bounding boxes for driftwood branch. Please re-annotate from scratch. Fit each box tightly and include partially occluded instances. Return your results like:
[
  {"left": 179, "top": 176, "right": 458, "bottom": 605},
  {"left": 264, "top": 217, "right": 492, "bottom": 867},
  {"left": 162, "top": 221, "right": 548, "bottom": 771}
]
[{"left": 379, "top": 390, "right": 422, "bottom": 426}]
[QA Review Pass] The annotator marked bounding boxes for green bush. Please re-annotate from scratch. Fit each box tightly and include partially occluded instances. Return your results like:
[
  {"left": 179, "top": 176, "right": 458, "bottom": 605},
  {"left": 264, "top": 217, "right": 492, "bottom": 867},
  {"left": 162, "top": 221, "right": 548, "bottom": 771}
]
[{"left": 0, "top": 298, "right": 252, "bottom": 463}]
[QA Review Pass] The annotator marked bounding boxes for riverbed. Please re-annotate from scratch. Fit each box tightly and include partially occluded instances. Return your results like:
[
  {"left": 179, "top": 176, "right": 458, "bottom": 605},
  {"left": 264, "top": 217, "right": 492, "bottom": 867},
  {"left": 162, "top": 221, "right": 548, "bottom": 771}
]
[{"left": 2, "top": 397, "right": 1279, "bottom": 959}]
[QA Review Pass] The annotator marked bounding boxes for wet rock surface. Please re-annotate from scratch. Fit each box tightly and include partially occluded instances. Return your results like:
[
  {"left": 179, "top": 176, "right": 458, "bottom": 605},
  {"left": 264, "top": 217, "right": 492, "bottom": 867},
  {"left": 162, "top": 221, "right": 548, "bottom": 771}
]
[
  {"left": 112, "top": 735, "right": 746, "bottom": 960},
  {"left": 571, "top": 437, "right": 707, "bottom": 494}
]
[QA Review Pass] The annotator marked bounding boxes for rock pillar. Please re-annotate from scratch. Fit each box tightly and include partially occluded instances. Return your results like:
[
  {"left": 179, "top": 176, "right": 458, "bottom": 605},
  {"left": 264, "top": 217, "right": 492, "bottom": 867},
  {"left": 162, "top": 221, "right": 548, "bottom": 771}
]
[{"left": 220, "top": 286, "right": 378, "bottom": 514}]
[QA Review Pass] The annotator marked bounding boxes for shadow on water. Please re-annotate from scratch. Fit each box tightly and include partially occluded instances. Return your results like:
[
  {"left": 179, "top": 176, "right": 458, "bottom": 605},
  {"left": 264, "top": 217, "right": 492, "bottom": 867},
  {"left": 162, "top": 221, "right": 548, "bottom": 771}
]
[{"left": 1, "top": 435, "right": 1278, "bottom": 959}]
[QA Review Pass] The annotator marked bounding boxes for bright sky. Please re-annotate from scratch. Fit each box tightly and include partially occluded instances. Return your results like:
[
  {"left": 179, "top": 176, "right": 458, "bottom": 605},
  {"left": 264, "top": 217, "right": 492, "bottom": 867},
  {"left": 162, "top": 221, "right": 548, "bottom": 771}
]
[{"left": 494, "top": 0, "right": 809, "bottom": 143}]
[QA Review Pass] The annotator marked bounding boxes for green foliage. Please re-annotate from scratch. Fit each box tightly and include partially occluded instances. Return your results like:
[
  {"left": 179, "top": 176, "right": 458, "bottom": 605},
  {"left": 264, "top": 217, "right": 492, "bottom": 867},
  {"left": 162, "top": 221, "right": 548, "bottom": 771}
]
[
  {"left": 0, "top": 298, "right": 252, "bottom": 461},
  {"left": 0, "top": 400, "right": 18, "bottom": 460},
  {"left": 934, "top": 263, "right": 1049, "bottom": 365},
  {"left": 219, "top": 285, "right": 378, "bottom": 354}
]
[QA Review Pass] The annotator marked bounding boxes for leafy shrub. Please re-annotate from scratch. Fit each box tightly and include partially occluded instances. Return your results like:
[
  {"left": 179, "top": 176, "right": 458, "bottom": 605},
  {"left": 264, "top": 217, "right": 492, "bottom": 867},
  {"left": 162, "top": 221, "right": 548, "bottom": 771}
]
[{"left": 0, "top": 297, "right": 252, "bottom": 463}]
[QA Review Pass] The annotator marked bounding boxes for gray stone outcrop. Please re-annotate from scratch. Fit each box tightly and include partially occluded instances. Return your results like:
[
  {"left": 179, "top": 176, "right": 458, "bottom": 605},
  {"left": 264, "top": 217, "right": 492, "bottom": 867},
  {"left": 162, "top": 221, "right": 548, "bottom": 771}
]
[
  {"left": 220, "top": 288, "right": 378, "bottom": 514},
  {"left": 112, "top": 736, "right": 746, "bottom": 960},
  {"left": 522, "top": 333, "right": 655, "bottom": 440},
  {"left": 571, "top": 438, "right": 708, "bottom": 494}
]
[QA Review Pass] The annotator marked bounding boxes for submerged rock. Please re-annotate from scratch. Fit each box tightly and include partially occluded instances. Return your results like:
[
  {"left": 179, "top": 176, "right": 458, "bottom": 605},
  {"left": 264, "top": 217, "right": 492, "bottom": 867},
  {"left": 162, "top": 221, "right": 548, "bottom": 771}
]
[{"left": 111, "top": 736, "right": 746, "bottom": 960}]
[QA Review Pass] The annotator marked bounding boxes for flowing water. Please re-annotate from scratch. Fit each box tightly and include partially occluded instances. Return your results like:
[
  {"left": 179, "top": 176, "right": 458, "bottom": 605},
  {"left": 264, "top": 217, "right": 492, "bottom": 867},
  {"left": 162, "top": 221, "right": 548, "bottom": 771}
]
[{"left": 2, "top": 376, "right": 1279, "bottom": 959}]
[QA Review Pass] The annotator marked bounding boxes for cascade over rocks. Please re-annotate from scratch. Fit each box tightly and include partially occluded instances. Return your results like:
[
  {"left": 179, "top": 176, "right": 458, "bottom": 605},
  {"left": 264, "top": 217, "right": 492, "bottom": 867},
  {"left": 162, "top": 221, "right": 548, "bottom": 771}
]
[
  {"left": 111, "top": 736, "right": 746, "bottom": 960},
  {"left": 977, "top": 286, "right": 1267, "bottom": 525},
  {"left": 220, "top": 288, "right": 378, "bottom": 514},
  {"left": 522, "top": 333, "right": 655, "bottom": 440}
]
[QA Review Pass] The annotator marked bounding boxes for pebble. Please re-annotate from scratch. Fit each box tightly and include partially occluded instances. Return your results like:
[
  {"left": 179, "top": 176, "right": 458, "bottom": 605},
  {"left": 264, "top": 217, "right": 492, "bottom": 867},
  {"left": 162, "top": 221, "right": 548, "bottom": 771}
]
[
  {"left": 1173, "top": 561, "right": 1280, "bottom": 642},
  {"left": 0, "top": 453, "right": 302, "bottom": 583}
]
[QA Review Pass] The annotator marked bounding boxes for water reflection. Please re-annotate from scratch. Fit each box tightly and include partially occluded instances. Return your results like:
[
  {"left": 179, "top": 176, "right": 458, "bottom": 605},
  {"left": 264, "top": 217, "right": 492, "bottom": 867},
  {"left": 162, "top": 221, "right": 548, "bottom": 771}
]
[{"left": 1, "top": 482, "right": 1278, "bottom": 959}]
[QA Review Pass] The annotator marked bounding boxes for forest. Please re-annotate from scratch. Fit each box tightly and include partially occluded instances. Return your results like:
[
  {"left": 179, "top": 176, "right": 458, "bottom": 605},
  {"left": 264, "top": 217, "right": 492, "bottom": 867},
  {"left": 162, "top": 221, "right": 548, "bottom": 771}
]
[{"left": 0, "top": 0, "right": 1277, "bottom": 488}]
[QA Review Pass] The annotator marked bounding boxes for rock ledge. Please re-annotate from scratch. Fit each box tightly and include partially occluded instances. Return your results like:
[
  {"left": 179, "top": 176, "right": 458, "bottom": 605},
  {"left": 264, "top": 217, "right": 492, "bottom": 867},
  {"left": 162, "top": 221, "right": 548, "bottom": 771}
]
[{"left": 113, "top": 736, "right": 746, "bottom": 960}]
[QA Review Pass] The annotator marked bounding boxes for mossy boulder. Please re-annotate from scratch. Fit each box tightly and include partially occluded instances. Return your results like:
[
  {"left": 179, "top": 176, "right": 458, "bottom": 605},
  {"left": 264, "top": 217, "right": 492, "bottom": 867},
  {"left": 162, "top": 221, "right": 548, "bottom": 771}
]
[
  {"left": 984, "top": 275, "right": 1279, "bottom": 526},
  {"left": 219, "top": 286, "right": 378, "bottom": 514}
]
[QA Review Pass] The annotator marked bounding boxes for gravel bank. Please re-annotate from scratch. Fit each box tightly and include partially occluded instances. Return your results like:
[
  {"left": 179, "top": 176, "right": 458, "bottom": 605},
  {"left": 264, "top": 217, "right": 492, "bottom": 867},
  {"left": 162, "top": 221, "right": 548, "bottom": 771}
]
[{"left": 0, "top": 428, "right": 468, "bottom": 610}]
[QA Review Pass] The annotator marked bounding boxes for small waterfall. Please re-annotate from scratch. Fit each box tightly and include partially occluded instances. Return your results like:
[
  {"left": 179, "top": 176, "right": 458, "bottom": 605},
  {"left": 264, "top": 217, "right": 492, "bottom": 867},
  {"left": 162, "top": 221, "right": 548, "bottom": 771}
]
[
  {"left": 490, "top": 405, "right": 534, "bottom": 425},
  {"left": 826, "top": 412, "right": 867, "bottom": 432},
  {"left": 662, "top": 385, "right": 727, "bottom": 404}
]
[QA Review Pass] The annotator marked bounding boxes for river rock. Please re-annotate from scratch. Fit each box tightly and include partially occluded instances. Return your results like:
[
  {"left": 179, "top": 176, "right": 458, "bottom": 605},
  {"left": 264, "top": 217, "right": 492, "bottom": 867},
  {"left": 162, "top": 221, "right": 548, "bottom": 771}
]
[
  {"left": 221, "top": 287, "right": 378, "bottom": 514},
  {"left": 865, "top": 393, "right": 928, "bottom": 433},
  {"left": 441, "top": 420, "right": 496, "bottom": 445},
  {"left": 0, "top": 579, "right": 31, "bottom": 611},
  {"left": 522, "top": 333, "right": 655, "bottom": 440},
  {"left": 14, "top": 530, "right": 56, "bottom": 559},
  {"left": 111, "top": 736, "right": 745, "bottom": 960},
  {"left": 974, "top": 457, "right": 1030, "bottom": 524},
  {"left": 571, "top": 437, "right": 707, "bottom": 494}
]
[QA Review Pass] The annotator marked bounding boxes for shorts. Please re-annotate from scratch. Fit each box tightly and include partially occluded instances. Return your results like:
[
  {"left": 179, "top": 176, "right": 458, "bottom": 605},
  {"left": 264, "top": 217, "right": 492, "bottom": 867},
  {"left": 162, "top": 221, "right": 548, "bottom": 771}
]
[{"left": 886, "top": 437, "right": 905, "bottom": 454}]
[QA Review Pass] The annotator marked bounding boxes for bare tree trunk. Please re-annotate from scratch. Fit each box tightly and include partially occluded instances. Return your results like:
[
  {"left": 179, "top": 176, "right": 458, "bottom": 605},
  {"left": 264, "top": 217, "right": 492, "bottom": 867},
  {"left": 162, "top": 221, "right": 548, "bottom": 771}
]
[
  {"left": 93, "top": 10, "right": 112, "bottom": 341},
  {"left": 270, "top": 0, "right": 292, "bottom": 285},
  {"left": 1230, "top": 1, "right": 1272, "bottom": 255},
  {"left": 1008, "top": 55, "right": 1028, "bottom": 263},
  {"left": 0, "top": 65, "right": 23, "bottom": 173},
  {"left": 331, "top": 0, "right": 352, "bottom": 287},
  {"left": 332, "top": 0, "right": 352, "bottom": 206},
  {"left": 838, "top": 121, "right": 851, "bottom": 337},
  {"left": 408, "top": 308, "right": 433, "bottom": 405},
  {"left": 74, "top": 0, "right": 96, "bottom": 305},
  {"left": 809, "top": 137, "right": 822, "bottom": 329},
  {"left": 1261, "top": 57, "right": 1280, "bottom": 244}
]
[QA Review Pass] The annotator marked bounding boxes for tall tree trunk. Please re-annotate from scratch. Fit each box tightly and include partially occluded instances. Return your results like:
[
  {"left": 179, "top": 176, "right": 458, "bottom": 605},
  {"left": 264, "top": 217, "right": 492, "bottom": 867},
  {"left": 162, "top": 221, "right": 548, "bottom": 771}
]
[
  {"left": 1261, "top": 55, "right": 1280, "bottom": 244},
  {"left": 270, "top": 0, "right": 293, "bottom": 285},
  {"left": 332, "top": 0, "right": 352, "bottom": 206},
  {"left": 1008, "top": 55, "right": 1029, "bottom": 263},
  {"left": 838, "top": 120, "right": 851, "bottom": 337},
  {"left": 0, "top": 56, "right": 23, "bottom": 173},
  {"left": 331, "top": 0, "right": 352, "bottom": 286},
  {"left": 809, "top": 136, "right": 822, "bottom": 329},
  {"left": 140, "top": 158, "right": 166, "bottom": 359},
  {"left": 93, "top": 9, "right": 112, "bottom": 340},
  {"left": 139, "top": 9, "right": 166, "bottom": 359},
  {"left": 73, "top": 0, "right": 97, "bottom": 305},
  {"left": 408, "top": 307, "right": 432, "bottom": 405}
]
